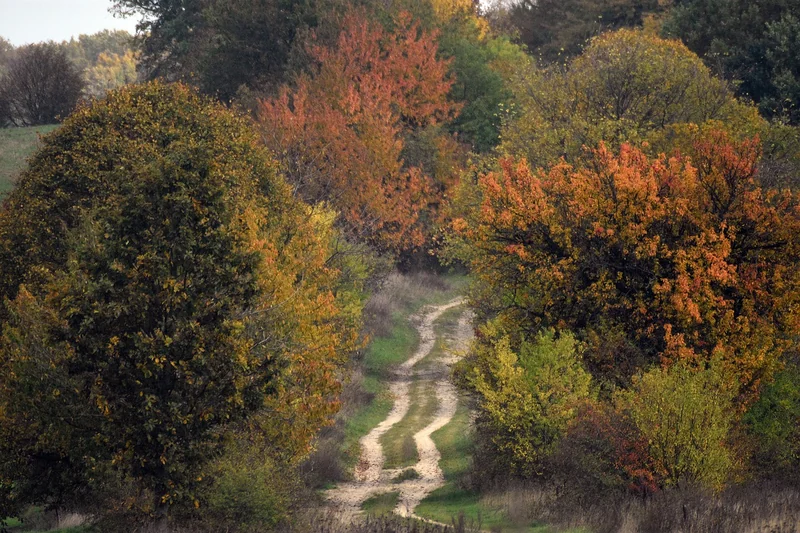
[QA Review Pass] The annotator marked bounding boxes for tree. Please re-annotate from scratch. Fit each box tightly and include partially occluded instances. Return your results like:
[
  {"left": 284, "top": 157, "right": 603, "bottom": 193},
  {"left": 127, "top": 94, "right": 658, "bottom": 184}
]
[
  {"left": 457, "top": 323, "right": 592, "bottom": 478},
  {"left": 0, "top": 37, "right": 13, "bottom": 74},
  {"left": 663, "top": 0, "right": 800, "bottom": 123},
  {"left": 0, "top": 42, "right": 85, "bottom": 126},
  {"left": 434, "top": 11, "right": 529, "bottom": 152},
  {"left": 452, "top": 130, "right": 800, "bottom": 400},
  {"left": 498, "top": 29, "right": 760, "bottom": 168},
  {"left": 61, "top": 30, "right": 135, "bottom": 70},
  {"left": 259, "top": 9, "right": 460, "bottom": 255},
  {"left": 616, "top": 361, "right": 738, "bottom": 490},
  {"left": 505, "top": 0, "right": 660, "bottom": 64},
  {"left": 0, "top": 81, "right": 359, "bottom": 527},
  {"left": 83, "top": 50, "right": 138, "bottom": 97},
  {"left": 111, "top": 0, "right": 360, "bottom": 99}
]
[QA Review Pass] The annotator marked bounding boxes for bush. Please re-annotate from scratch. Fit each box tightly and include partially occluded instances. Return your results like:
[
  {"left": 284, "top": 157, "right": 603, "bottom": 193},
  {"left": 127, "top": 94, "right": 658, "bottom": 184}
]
[
  {"left": 616, "top": 361, "right": 738, "bottom": 491},
  {"left": 458, "top": 324, "right": 592, "bottom": 478},
  {"left": 744, "top": 360, "right": 800, "bottom": 482},
  {"left": 0, "top": 42, "right": 84, "bottom": 126}
]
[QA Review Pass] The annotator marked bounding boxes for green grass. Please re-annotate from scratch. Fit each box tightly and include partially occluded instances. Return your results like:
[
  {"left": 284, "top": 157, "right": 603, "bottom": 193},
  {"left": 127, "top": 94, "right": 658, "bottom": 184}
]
[
  {"left": 361, "top": 491, "right": 400, "bottom": 516},
  {"left": 0, "top": 125, "right": 58, "bottom": 196},
  {"left": 340, "top": 312, "right": 418, "bottom": 469},
  {"left": 381, "top": 381, "right": 438, "bottom": 469},
  {"left": 363, "top": 313, "right": 419, "bottom": 378},
  {"left": 391, "top": 468, "right": 420, "bottom": 483}
]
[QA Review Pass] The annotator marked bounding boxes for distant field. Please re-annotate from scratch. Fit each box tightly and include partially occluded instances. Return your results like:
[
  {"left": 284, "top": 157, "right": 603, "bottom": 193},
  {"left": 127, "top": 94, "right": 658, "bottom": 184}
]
[{"left": 0, "top": 125, "right": 58, "bottom": 196}]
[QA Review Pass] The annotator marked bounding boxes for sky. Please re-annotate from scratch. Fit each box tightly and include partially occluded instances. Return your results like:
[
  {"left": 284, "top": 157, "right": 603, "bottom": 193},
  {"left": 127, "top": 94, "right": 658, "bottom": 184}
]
[{"left": 0, "top": 0, "right": 140, "bottom": 46}]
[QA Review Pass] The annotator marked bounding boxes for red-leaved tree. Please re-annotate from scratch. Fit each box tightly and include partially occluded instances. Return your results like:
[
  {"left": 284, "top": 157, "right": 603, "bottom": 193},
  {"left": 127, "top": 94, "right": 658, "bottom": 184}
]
[
  {"left": 259, "top": 9, "right": 461, "bottom": 255},
  {"left": 454, "top": 130, "right": 800, "bottom": 403}
]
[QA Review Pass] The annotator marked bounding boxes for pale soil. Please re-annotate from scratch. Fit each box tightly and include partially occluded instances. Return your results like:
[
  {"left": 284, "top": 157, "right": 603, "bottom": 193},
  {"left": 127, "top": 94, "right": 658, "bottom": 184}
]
[{"left": 325, "top": 299, "right": 472, "bottom": 522}]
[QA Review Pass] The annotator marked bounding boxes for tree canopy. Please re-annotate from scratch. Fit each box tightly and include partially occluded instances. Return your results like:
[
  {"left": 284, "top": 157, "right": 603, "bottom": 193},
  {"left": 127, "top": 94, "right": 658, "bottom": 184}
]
[{"left": 0, "top": 81, "right": 359, "bottom": 525}]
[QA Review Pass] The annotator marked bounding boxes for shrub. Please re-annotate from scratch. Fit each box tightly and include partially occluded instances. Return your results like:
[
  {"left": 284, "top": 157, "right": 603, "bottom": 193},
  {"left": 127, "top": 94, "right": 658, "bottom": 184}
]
[
  {"left": 616, "top": 361, "right": 738, "bottom": 490},
  {"left": 744, "top": 360, "right": 800, "bottom": 482},
  {"left": 458, "top": 324, "right": 592, "bottom": 478}
]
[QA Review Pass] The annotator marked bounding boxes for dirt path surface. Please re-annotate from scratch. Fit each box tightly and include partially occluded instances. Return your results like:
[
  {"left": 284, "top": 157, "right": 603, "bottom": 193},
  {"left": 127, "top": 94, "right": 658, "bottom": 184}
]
[{"left": 326, "top": 298, "right": 472, "bottom": 522}]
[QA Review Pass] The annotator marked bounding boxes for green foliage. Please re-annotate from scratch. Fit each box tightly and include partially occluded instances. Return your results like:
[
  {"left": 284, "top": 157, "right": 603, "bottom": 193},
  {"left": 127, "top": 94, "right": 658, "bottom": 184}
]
[
  {"left": 744, "top": 361, "right": 800, "bottom": 480},
  {"left": 459, "top": 324, "right": 592, "bottom": 477},
  {"left": 193, "top": 442, "right": 298, "bottom": 531},
  {"left": 435, "top": 15, "right": 527, "bottom": 152},
  {"left": 663, "top": 0, "right": 800, "bottom": 123},
  {"left": 499, "top": 29, "right": 761, "bottom": 168},
  {"left": 616, "top": 361, "right": 737, "bottom": 490}
]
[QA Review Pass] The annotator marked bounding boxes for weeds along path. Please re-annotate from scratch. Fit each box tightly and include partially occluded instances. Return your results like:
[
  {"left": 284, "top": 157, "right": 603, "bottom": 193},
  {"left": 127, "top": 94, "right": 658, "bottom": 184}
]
[{"left": 326, "top": 298, "right": 471, "bottom": 522}]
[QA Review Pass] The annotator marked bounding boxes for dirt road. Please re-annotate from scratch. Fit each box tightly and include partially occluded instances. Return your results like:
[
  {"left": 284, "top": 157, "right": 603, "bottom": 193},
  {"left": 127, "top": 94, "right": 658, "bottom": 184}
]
[{"left": 326, "top": 299, "right": 471, "bottom": 521}]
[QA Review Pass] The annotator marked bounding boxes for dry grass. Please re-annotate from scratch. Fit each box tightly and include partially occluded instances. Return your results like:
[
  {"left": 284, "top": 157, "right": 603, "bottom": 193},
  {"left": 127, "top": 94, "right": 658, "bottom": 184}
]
[
  {"left": 478, "top": 480, "right": 800, "bottom": 533},
  {"left": 282, "top": 509, "right": 482, "bottom": 533},
  {"left": 362, "top": 272, "right": 453, "bottom": 338}
]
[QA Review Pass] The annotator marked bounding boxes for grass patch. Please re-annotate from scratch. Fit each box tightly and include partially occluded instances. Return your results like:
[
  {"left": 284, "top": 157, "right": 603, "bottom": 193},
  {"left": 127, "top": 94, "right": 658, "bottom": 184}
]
[
  {"left": 361, "top": 491, "right": 400, "bottom": 517},
  {"left": 381, "top": 381, "right": 438, "bottom": 469},
  {"left": 0, "top": 125, "right": 58, "bottom": 196},
  {"left": 392, "top": 468, "right": 420, "bottom": 483},
  {"left": 364, "top": 314, "right": 418, "bottom": 378}
]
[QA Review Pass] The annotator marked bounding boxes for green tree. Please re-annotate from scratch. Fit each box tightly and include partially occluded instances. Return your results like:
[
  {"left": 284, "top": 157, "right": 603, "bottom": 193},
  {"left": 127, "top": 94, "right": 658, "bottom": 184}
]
[
  {"left": 744, "top": 361, "right": 800, "bottom": 481},
  {"left": 0, "top": 82, "right": 359, "bottom": 528},
  {"left": 663, "top": 0, "right": 800, "bottom": 123},
  {"left": 458, "top": 323, "right": 592, "bottom": 477},
  {"left": 616, "top": 361, "right": 737, "bottom": 490},
  {"left": 498, "top": 29, "right": 760, "bottom": 168},
  {"left": 435, "top": 13, "right": 528, "bottom": 152}
]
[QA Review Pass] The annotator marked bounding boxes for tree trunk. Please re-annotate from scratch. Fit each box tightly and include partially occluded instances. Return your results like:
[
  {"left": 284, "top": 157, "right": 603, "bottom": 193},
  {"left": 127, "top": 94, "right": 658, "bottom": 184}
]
[{"left": 154, "top": 499, "right": 169, "bottom": 533}]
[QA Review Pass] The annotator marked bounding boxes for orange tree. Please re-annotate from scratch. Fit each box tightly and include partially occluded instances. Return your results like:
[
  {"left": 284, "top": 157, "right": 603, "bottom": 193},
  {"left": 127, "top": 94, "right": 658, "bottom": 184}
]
[
  {"left": 0, "top": 82, "right": 359, "bottom": 526},
  {"left": 259, "top": 9, "right": 461, "bottom": 257},
  {"left": 452, "top": 130, "right": 800, "bottom": 401}
]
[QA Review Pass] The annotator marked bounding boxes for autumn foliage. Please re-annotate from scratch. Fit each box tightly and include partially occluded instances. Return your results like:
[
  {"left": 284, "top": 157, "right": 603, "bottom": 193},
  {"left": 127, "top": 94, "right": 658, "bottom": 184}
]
[
  {"left": 455, "top": 130, "right": 800, "bottom": 402},
  {"left": 259, "top": 9, "right": 461, "bottom": 255},
  {"left": 0, "top": 82, "right": 359, "bottom": 522}
]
